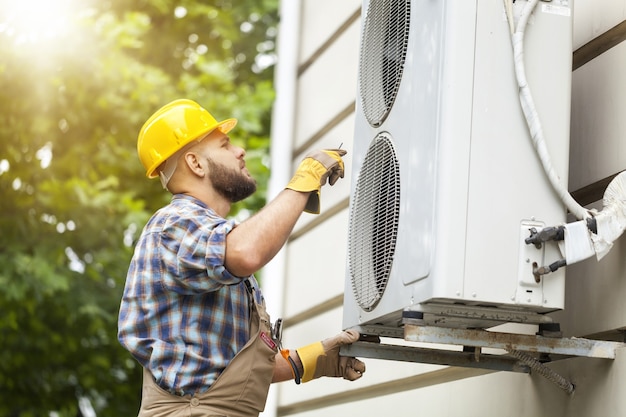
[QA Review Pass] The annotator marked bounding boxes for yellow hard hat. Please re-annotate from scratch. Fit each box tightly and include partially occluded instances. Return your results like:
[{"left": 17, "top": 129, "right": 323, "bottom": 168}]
[{"left": 137, "top": 99, "right": 237, "bottom": 178}]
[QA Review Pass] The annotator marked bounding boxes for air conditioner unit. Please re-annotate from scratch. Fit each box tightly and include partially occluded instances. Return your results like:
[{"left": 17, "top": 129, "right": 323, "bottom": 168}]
[{"left": 343, "top": 0, "right": 573, "bottom": 332}]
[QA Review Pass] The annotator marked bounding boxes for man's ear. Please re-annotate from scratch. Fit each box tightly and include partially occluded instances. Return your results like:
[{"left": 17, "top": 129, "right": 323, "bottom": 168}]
[{"left": 183, "top": 152, "right": 205, "bottom": 177}]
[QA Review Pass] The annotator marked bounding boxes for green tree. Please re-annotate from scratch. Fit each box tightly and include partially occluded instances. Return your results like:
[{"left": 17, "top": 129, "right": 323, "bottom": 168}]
[{"left": 0, "top": 0, "right": 278, "bottom": 415}]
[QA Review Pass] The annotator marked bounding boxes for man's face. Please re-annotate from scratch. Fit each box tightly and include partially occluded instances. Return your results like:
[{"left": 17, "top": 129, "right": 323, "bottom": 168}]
[{"left": 195, "top": 129, "right": 257, "bottom": 203}]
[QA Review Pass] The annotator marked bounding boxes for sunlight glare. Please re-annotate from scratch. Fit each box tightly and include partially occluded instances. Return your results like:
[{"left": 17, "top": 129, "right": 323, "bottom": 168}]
[
  {"left": 0, "top": 159, "right": 9, "bottom": 175},
  {"left": 0, "top": 0, "right": 79, "bottom": 46},
  {"left": 35, "top": 142, "right": 53, "bottom": 169}
]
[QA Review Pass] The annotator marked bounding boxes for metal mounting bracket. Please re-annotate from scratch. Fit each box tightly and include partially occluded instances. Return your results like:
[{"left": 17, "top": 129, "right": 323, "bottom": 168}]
[
  {"left": 403, "top": 324, "right": 624, "bottom": 359},
  {"left": 340, "top": 323, "right": 626, "bottom": 394}
]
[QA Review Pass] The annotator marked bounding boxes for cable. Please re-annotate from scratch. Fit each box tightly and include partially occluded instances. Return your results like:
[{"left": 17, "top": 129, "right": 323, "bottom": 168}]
[
  {"left": 508, "top": 349, "right": 575, "bottom": 394},
  {"left": 505, "top": 0, "right": 592, "bottom": 221},
  {"left": 506, "top": 2, "right": 626, "bottom": 264},
  {"left": 504, "top": 0, "right": 514, "bottom": 35}
]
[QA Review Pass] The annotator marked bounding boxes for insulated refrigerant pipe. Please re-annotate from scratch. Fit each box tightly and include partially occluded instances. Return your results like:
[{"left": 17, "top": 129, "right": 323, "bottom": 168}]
[
  {"left": 507, "top": 0, "right": 592, "bottom": 221},
  {"left": 506, "top": 0, "right": 626, "bottom": 263}
]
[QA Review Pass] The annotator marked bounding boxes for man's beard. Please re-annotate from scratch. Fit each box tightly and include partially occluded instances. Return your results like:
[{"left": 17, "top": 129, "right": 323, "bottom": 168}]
[{"left": 206, "top": 156, "right": 257, "bottom": 203}]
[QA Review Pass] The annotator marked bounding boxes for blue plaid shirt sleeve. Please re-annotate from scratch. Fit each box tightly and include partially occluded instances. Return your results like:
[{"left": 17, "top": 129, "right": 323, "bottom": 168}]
[{"left": 159, "top": 206, "right": 241, "bottom": 293}]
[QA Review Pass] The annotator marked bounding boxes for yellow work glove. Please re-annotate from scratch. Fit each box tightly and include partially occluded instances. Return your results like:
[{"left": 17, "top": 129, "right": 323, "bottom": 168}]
[
  {"left": 285, "top": 149, "right": 347, "bottom": 214},
  {"left": 296, "top": 329, "right": 366, "bottom": 382}
]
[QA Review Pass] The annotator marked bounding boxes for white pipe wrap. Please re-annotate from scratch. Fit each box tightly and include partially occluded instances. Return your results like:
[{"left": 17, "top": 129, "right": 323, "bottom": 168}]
[
  {"left": 511, "top": 0, "right": 591, "bottom": 221},
  {"left": 558, "top": 220, "right": 595, "bottom": 264},
  {"left": 592, "top": 171, "right": 626, "bottom": 260}
]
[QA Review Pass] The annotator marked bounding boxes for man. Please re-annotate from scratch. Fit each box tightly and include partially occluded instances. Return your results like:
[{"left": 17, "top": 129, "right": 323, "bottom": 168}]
[{"left": 118, "top": 99, "right": 365, "bottom": 417}]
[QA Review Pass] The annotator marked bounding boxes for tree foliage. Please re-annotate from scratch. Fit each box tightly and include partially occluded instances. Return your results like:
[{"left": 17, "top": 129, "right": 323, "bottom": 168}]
[{"left": 0, "top": 0, "right": 278, "bottom": 415}]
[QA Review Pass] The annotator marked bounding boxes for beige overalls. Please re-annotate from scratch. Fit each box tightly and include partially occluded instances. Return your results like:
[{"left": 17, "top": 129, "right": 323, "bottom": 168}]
[{"left": 137, "top": 281, "right": 278, "bottom": 417}]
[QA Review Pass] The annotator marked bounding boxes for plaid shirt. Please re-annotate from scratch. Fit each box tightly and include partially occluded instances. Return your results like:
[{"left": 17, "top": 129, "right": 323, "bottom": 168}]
[{"left": 118, "top": 194, "right": 263, "bottom": 395}]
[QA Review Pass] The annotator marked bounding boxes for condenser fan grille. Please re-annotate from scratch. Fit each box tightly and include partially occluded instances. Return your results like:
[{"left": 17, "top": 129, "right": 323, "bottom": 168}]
[
  {"left": 359, "top": 0, "right": 411, "bottom": 127},
  {"left": 348, "top": 133, "right": 401, "bottom": 312}
]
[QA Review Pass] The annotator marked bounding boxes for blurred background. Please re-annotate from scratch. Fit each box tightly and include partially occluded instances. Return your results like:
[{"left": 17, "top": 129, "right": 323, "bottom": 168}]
[{"left": 0, "top": 0, "right": 278, "bottom": 415}]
